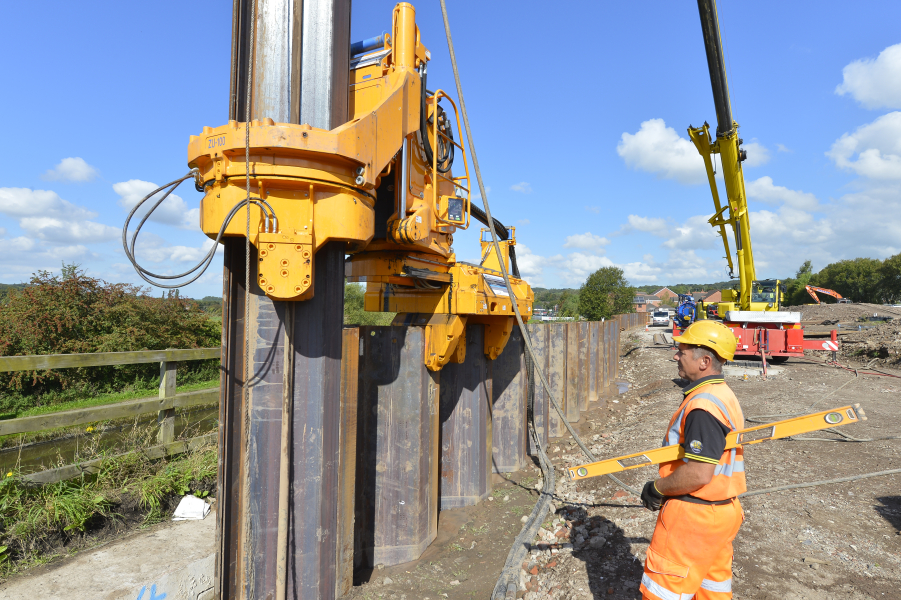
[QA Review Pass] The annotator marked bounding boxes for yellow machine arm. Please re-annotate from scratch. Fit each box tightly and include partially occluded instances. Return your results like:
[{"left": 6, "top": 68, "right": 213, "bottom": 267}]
[
  {"left": 186, "top": 3, "right": 532, "bottom": 370},
  {"left": 568, "top": 404, "right": 866, "bottom": 481},
  {"left": 687, "top": 0, "right": 775, "bottom": 314}
]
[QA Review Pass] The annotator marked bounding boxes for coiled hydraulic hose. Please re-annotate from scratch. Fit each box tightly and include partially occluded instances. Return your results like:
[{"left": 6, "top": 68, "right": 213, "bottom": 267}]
[{"left": 122, "top": 170, "right": 277, "bottom": 289}]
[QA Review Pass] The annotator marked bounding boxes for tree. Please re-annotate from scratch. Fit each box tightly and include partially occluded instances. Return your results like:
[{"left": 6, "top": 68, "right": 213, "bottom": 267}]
[
  {"left": 578, "top": 266, "right": 635, "bottom": 321},
  {"left": 0, "top": 264, "right": 219, "bottom": 405},
  {"left": 812, "top": 258, "right": 883, "bottom": 303},
  {"left": 783, "top": 259, "right": 814, "bottom": 305},
  {"left": 343, "top": 281, "right": 395, "bottom": 326},
  {"left": 880, "top": 253, "right": 901, "bottom": 304}
]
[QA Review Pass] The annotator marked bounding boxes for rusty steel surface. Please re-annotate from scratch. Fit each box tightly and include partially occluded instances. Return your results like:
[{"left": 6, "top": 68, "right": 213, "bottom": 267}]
[
  {"left": 526, "top": 323, "right": 549, "bottom": 455},
  {"left": 287, "top": 242, "right": 344, "bottom": 599},
  {"left": 221, "top": 0, "right": 349, "bottom": 597},
  {"left": 337, "top": 328, "right": 359, "bottom": 597},
  {"left": 587, "top": 322, "right": 600, "bottom": 404},
  {"left": 244, "top": 264, "right": 288, "bottom": 598},
  {"left": 564, "top": 323, "right": 581, "bottom": 423},
  {"left": 545, "top": 322, "right": 567, "bottom": 438},
  {"left": 355, "top": 326, "right": 439, "bottom": 568},
  {"left": 440, "top": 324, "right": 492, "bottom": 509},
  {"left": 577, "top": 322, "right": 590, "bottom": 412},
  {"left": 490, "top": 324, "right": 527, "bottom": 473},
  {"left": 216, "top": 239, "right": 246, "bottom": 600}
]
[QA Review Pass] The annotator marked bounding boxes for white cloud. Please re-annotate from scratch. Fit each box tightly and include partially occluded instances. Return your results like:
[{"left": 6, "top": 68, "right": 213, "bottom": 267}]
[
  {"left": 511, "top": 243, "right": 546, "bottom": 287},
  {"left": 0, "top": 188, "right": 96, "bottom": 219},
  {"left": 517, "top": 219, "right": 530, "bottom": 226},
  {"left": 510, "top": 182, "right": 532, "bottom": 193},
  {"left": 114, "top": 179, "right": 200, "bottom": 229},
  {"left": 617, "top": 118, "right": 705, "bottom": 185},
  {"left": 827, "top": 112, "right": 901, "bottom": 180},
  {"left": 472, "top": 185, "right": 492, "bottom": 201},
  {"left": 130, "top": 232, "right": 219, "bottom": 264},
  {"left": 0, "top": 187, "right": 117, "bottom": 246},
  {"left": 835, "top": 43, "right": 901, "bottom": 110},
  {"left": 745, "top": 176, "right": 819, "bottom": 211},
  {"left": 776, "top": 143, "right": 792, "bottom": 153},
  {"left": 41, "top": 157, "right": 100, "bottom": 182},
  {"left": 556, "top": 252, "right": 616, "bottom": 286},
  {"left": 662, "top": 214, "right": 720, "bottom": 250},
  {"left": 562, "top": 232, "right": 610, "bottom": 252},
  {"left": 622, "top": 215, "right": 669, "bottom": 236},
  {"left": 584, "top": 206, "right": 600, "bottom": 214},
  {"left": 19, "top": 217, "right": 119, "bottom": 244},
  {"left": 742, "top": 141, "right": 770, "bottom": 167}
]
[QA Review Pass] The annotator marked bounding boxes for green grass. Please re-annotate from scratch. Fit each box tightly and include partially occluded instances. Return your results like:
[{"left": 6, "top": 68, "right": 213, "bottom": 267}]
[
  {"left": 8, "top": 379, "right": 218, "bottom": 420},
  {"left": 0, "top": 427, "right": 217, "bottom": 578}
]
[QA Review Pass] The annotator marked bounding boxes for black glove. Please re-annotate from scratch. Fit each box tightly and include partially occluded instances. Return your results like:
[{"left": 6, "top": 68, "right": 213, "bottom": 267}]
[{"left": 641, "top": 480, "right": 664, "bottom": 511}]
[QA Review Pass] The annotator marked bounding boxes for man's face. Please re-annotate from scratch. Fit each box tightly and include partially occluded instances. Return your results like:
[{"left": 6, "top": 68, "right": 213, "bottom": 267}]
[{"left": 674, "top": 343, "right": 705, "bottom": 382}]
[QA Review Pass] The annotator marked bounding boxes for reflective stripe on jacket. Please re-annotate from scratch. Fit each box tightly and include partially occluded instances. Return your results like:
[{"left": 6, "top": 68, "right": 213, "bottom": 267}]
[{"left": 658, "top": 379, "right": 746, "bottom": 501}]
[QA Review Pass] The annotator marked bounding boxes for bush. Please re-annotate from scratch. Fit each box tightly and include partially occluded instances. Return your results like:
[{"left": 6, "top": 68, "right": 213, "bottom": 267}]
[
  {"left": 0, "top": 265, "right": 220, "bottom": 412},
  {"left": 343, "top": 281, "right": 395, "bottom": 326},
  {"left": 578, "top": 266, "right": 635, "bottom": 321}
]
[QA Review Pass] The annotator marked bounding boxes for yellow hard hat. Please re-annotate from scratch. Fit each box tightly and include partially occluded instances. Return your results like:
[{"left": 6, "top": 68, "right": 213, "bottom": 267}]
[{"left": 673, "top": 320, "right": 737, "bottom": 362}]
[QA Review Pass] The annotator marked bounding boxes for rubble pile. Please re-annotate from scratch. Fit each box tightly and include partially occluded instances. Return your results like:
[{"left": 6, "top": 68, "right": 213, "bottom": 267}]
[{"left": 838, "top": 321, "right": 901, "bottom": 366}]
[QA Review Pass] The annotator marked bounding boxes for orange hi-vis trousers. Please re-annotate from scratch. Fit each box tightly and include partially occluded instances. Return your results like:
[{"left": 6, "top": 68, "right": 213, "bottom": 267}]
[{"left": 640, "top": 498, "right": 743, "bottom": 600}]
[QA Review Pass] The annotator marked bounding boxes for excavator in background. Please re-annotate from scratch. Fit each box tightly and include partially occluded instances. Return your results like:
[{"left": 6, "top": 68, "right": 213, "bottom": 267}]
[
  {"left": 675, "top": 0, "right": 838, "bottom": 362},
  {"left": 806, "top": 285, "right": 846, "bottom": 304}
]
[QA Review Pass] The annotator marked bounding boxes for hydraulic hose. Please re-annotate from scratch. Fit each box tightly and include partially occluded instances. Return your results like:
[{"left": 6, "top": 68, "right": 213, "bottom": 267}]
[
  {"left": 437, "top": 5, "right": 638, "bottom": 598},
  {"left": 122, "top": 171, "right": 277, "bottom": 289}
]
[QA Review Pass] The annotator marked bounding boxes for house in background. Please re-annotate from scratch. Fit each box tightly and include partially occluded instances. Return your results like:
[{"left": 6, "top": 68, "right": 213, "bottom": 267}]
[
  {"left": 653, "top": 287, "right": 679, "bottom": 302},
  {"left": 633, "top": 293, "right": 661, "bottom": 312},
  {"left": 702, "top": 290, "right": 722, "bottom": 304}
]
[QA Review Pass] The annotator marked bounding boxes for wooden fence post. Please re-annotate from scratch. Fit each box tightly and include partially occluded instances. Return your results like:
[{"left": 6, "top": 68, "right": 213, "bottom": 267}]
[{"left": 158, "top": 360, "right": 176, "bottom": 445}]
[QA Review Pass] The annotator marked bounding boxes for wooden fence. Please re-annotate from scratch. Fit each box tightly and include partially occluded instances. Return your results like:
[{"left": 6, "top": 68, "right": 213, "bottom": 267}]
[
  {"left": 0, "top": 311, "right": 649, "bottom": 487},
  {"left": 0, "top": 348, "right": 220, "bottom": 484}
]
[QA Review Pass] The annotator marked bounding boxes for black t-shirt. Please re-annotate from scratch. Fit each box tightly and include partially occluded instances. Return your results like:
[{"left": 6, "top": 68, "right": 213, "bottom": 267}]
[{"left": 681, "top": 409, "right": 730, "bottom": 464}]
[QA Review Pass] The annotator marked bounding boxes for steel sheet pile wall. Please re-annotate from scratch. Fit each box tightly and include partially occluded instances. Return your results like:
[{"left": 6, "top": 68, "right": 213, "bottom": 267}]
[
  {"left": 491, "top": 325, "right": 528, "bottom": 474},
  {"left": 344, "top": 313, "right": 646, "bottom": 577},
  {"left": 439, "top": 324, "right": 492, "bottom": 509},
  {"left": 354, "top": 326, "right": 439, "bottom": 569},
  {"left": 525, "top": 323, "right": 550, "bottom": 455}
]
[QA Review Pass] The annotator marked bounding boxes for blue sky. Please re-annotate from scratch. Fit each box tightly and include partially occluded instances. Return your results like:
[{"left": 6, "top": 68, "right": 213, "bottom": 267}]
[{"left": 2, "top": 1, "right": 900, "bottom": 297}]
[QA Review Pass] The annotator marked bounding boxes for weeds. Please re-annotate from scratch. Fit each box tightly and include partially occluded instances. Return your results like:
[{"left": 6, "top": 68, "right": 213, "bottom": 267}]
[{"left": 0, "top": 419, "right": 217, "bottom": 578}]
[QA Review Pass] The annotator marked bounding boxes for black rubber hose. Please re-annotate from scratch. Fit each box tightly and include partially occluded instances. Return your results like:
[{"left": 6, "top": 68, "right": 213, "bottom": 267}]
[
  {"left": 509, "top": 245, "right": 521, "bottom": 279},
  {"left": 419, "top": 69, "right": 435, "bottom": 167},
  {"left": 470, "top": 204, "right": 509, "bottom": 241}
]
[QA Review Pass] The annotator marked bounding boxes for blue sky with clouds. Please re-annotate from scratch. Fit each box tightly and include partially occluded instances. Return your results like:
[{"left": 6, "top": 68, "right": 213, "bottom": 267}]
[{"left": 2, "top": 1, "right": 900, "bottom": 296}]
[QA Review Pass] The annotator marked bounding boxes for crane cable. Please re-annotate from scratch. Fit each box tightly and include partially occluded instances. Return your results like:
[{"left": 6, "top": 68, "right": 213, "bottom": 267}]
[{"left": 436, "top": 4, "right": 639, "bottom": 598}]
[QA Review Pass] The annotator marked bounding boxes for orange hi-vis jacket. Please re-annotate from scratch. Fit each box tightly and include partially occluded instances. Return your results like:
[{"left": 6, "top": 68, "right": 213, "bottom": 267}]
[{"left": 658, "top": 377, "right": 747, "bottom": 501}]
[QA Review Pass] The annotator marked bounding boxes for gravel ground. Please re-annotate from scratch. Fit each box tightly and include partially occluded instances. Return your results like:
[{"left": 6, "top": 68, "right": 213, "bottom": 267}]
[{"left": 347, "top": 324, "right": 901, "bottom": 599}]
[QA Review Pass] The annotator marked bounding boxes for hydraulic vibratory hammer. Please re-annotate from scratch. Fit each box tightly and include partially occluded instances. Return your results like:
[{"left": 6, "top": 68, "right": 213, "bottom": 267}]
[{"left": 187, "top": 2, "right": 532, "bottom": 370}]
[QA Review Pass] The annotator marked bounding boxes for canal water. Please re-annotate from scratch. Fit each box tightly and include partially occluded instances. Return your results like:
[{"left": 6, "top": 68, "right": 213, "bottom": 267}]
[{"left": 0, "top": 405, "right": 219, "bottom": 476}]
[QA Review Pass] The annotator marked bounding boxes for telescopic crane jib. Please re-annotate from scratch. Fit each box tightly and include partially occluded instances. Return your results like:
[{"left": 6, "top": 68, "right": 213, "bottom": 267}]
[{"left": 678, "top": 0, "right": 839, "bottom": 361}]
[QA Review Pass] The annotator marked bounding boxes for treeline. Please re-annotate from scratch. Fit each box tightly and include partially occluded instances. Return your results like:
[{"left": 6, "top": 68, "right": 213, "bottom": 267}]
[
  {"left": 0, "top": 265, "right": 220, "bottom": 413},
  {"left": 783, "top": 255, "right": 901, "bottom": 305}
]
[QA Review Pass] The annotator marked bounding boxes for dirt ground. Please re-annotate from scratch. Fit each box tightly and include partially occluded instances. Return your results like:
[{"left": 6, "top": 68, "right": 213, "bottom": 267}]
[{"left": 347, "top": 320, "right": 901, "bottom": 599}]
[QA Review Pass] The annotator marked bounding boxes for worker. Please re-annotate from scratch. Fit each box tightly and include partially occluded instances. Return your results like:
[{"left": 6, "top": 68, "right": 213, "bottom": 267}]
[{"left": 638, "top": 320, "right": 745, "bottom": 600}]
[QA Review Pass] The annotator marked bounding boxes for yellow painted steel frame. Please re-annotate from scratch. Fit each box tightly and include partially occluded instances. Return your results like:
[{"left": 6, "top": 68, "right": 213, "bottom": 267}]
[
  {"left": 187, "top": 2, "right": 533, "bottom": 367},
  {"left": 187, "top": 2, "right": 428, "bottom": 301},
  {"left": 568, "top": 404, "right": 866, "bottom": 481},
  {"left": 688, "top": 122, "right": 758, "bottom": 312}
]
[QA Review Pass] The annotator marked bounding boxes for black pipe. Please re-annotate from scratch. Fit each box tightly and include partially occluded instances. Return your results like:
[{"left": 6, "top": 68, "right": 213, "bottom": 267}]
[
  {"left": 697, "top": 0, "right": 733, "bottom": 137},
  {"left": 470, "top": 204, "right": 509, "bottom": 241}
]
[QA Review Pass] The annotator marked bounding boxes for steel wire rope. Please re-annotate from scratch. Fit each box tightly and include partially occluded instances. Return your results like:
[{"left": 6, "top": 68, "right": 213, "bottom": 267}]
[
  {"left": 436, "top": 5, "right": 637, "bottom": 598},
  {"left": 739, "top": 468, "right": 901, "bottom": 498}
]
